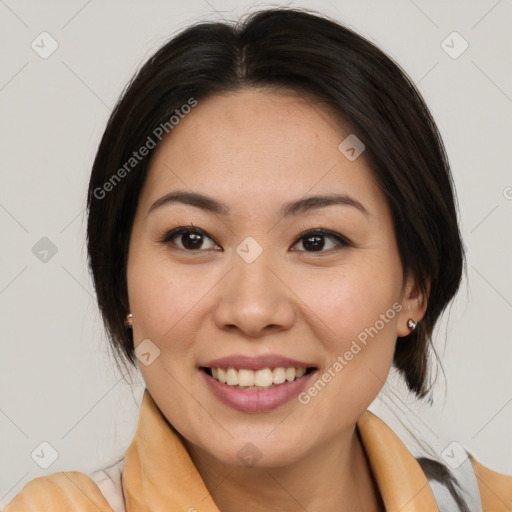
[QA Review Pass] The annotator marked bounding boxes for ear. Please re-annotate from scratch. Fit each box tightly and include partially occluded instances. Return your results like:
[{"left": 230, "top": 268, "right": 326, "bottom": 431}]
[{"left": 396, "top": 274, "right": 430, "bottom": 337}]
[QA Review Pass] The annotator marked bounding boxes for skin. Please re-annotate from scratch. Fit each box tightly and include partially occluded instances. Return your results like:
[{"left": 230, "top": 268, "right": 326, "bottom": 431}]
[{"left": 126, "top": 88, "right": 428, "bottom": 511}]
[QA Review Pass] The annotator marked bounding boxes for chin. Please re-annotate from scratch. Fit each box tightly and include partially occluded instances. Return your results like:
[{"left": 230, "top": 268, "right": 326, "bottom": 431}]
[{"left": 194, "top": 432, "right": 313, "bottom": 470}]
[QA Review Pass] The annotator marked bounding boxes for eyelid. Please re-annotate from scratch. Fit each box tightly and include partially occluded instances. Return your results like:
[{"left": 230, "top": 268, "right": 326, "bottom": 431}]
[
  {"left": 291, "top": 228, "right": 351, "bottom": 249},
  {"left": 159, "top": 225, "right": 221, "bottom": 250},
  {"left": 159, "top": 226, "right": 351, "bottom": 252}
]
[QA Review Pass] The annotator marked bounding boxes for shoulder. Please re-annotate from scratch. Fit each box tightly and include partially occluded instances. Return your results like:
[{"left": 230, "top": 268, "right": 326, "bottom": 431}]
[
  {"left": 3, "top": 471, "right": 115, "bottom": 512},
  {"left": 470, "top": 455, "right": 512, "bottom": 512},
  {"left": 361, "top": 404, "right": 512, "bottom": 511}
]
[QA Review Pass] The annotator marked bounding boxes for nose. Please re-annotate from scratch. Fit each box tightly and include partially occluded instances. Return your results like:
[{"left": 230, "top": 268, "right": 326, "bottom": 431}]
[{"left": 212, "top": 252, "right": 296, "bottom": 338}]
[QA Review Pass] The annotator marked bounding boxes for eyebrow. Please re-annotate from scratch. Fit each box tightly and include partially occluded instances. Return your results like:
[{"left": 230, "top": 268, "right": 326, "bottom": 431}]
[{"left": 147, "top": 190, "right": 368, "bottom": 218}]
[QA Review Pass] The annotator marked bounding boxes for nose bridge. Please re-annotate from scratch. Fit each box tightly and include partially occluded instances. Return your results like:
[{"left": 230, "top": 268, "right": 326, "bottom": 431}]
[
  {"left": 212, "top": 237, "right": 295, "bottom": 335},
  {"left": 235, "top": 240, "right": 274, "bottom": 295}
]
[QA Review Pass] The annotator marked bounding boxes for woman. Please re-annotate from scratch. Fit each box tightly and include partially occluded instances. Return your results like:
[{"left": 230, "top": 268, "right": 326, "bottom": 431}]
[{"left": 5, "top": 7, "right": 511, "bottom": 512}]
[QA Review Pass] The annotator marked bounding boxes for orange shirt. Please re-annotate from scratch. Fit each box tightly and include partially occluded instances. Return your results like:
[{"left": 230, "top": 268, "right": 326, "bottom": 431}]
[{"left": 4, "top": 389, "right": 512, "bottom": 511}]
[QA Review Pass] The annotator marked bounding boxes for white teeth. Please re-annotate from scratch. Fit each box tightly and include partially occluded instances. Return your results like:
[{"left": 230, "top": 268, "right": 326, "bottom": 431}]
[
  {"left": 207, "top": 366, "right": 311, "bottom": 388},
  {"left": 285, "top": 368, "right": 296, "bottom": 381},
  {"left": 238, "top": 369, "right": 255, "bottom": 387},
  {"left": 273, "top": 367, "right": 286, "bottom": 384},
  {"left": 226, "top": 368, "right": 238, "bottom": 386},
  {"left": 254, "top": 368, "right": 273, "bottom": 387}
]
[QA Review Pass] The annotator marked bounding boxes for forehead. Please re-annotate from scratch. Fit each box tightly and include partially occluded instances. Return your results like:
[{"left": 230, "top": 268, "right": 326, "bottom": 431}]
[{"left": 140, "top": 88, "right": 382, "bottom": 215}]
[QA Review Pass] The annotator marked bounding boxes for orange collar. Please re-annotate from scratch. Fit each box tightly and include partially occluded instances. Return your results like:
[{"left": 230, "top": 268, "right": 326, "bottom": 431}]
[{"left": 122, "top": 389, "right": 438, "bottom": 512}]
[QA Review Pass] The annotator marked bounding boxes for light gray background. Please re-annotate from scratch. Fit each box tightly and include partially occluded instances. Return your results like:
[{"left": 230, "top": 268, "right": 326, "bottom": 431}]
[{"left": 1, "top": 0, "right": 511, "bottom": 506}]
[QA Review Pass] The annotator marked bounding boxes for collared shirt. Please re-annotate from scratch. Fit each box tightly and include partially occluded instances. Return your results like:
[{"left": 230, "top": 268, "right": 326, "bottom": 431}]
[{"left": 4, "top": 389, "right": 512, "bottom": 511}]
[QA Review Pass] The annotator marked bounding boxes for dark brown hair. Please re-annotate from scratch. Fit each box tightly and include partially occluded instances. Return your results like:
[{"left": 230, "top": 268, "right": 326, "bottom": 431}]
[{"left": 86, "top": 7, "right": 465, "bottom": 399}]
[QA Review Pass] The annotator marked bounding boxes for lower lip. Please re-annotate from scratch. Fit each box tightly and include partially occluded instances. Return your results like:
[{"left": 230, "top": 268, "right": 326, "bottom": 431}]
[{"left": 200, "top": 369, "right": 317, "bottom": 413}]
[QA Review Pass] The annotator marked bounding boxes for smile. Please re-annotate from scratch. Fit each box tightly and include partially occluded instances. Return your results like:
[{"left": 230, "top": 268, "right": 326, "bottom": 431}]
[
  {"left": 200, "top": 365, "right": 318, "bottom": 413},
  {"left": 202, "top": 366, "right": 315, "bottom": 390}
]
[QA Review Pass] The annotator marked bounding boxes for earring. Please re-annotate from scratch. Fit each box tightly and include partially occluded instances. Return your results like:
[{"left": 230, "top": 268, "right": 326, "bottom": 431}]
[
  {"left": 407, "top": 318, "right": 417, "bottom": 331},
  {"left": 124, "top": 313, "right": 133, "bottom": 328}
]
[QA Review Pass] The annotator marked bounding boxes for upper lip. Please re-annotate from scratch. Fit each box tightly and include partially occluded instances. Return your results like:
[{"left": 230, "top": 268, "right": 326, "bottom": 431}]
[{"left": 201, "top": 354, "right": 317, "bottom": 371}]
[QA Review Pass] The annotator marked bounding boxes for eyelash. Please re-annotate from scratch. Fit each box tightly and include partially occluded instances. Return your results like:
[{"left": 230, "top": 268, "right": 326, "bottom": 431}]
[{"left": 158, "top": 226, "right": 351, "bottom": 254}]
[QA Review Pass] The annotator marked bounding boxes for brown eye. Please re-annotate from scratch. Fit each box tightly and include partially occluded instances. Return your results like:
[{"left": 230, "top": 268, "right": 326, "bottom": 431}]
[
  {"left": 291, "top": 229, "right": 350, "bottom": 253},
  {"left": 160, "top": 227, "right": 349, "bottom": 254},
  {"left": 161, "top": 227, "right": 219, "bottom": 252}
]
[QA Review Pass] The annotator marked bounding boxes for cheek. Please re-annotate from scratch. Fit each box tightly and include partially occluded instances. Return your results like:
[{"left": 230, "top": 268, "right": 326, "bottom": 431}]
[
  {"left": 128, "top": 247, "right": 205, "bottom": 340},
  {"left": 296, "top": 255, "right": 401, "bottom": 342},
  {"left": 126, "top": 251, "right": 208, "bottom": 415},
  {"left": 293, "top": 257, "right": 400, "bottom": 406}
]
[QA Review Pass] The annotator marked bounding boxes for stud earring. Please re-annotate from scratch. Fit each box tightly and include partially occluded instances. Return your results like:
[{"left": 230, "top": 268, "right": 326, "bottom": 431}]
[
  {"left": 407, "top": 318, "right": 417, "bottom": 331},
  {"left": 125, "top": 313, "right": 133, "bottom": 328}
]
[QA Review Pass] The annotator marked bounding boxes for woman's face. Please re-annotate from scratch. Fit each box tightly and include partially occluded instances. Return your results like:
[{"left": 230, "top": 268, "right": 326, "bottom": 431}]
[{"left": 126, "top": 88, "right": 423, "bottom": 468}]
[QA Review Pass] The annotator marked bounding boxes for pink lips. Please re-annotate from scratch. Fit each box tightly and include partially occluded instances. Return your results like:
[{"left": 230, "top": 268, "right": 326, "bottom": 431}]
[
  {"left": 199, "top": 354, "right": 318, "bottom": 413},
  {"left": 201, "top": 354, "right": 316, "bottom": 371}
]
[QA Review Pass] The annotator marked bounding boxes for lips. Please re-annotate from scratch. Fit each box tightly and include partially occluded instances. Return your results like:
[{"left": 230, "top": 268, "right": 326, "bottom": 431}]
[
  {"left": 199, "top": 354, "right": 318, "bottom": 412},
  {"left": 201, "top": 354, "right": 317, "bottom": 371}
]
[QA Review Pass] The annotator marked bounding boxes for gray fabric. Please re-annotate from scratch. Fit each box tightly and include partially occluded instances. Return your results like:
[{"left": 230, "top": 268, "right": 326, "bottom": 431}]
[
  {"left": 429, "top": 480, "right": 465, "bottom": 512},
  {"left": 89, "top": 458, "right": 126, "bottom": 512},
  {"left": 367, "top": 372, "right": 482, "bottom": 512}
]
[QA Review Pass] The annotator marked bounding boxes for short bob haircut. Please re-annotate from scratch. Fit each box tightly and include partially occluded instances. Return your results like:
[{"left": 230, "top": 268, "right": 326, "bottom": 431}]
[{"left": 86, "top": 7, "right": 465, "bottom": 399}]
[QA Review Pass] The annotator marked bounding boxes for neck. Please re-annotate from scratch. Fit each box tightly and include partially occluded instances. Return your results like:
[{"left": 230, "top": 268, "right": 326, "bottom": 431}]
[{"left": 183, "top": 426, "right": 384, "bottom": 512}]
